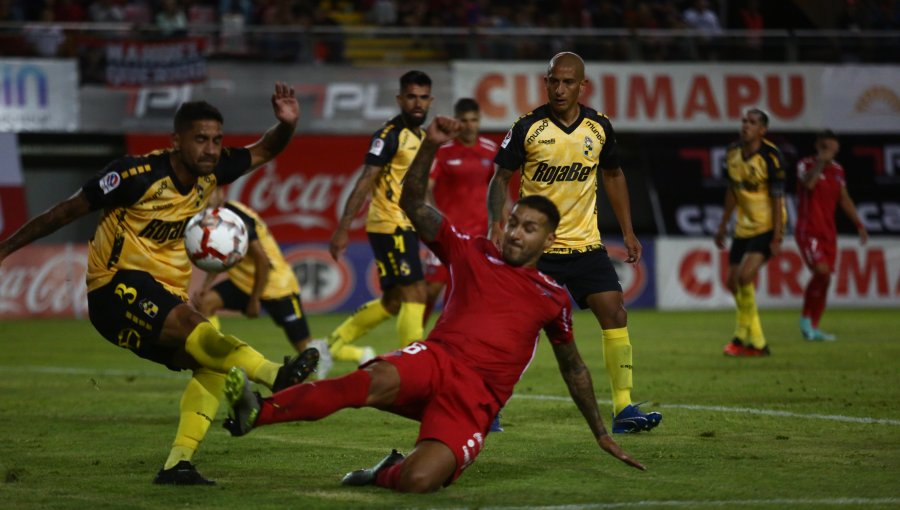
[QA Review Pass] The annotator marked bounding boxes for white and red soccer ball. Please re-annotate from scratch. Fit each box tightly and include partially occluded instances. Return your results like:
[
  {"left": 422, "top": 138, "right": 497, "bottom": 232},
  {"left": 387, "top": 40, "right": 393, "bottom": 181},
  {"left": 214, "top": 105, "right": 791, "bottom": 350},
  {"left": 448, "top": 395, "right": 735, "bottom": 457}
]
[{"left": 184, "top": 207, "right": 249, "bottom": 272}]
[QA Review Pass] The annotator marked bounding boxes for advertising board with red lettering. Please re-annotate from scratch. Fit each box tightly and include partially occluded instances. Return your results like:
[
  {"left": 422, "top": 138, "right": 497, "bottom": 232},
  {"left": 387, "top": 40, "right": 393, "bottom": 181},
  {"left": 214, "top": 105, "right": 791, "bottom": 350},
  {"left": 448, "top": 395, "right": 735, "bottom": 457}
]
[{"left": 656, "top": 237, "right": 900, "bottom": 309}]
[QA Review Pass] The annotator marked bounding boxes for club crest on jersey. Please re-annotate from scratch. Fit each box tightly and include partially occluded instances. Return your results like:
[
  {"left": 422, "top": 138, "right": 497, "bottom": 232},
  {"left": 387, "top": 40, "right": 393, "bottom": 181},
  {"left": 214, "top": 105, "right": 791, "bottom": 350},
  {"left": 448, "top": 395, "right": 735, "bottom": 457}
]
[
  {"left": 99, "top": 171, "right": 121, "bottom": 195},
  {"left": 139, "top": 298, "right": 159, "bottom": 318},
  {"left": 583, "top": 136, "right": 594, "bottom": 158},
  {"left": 369, "top": 138, "right": 385, "bottom": 156}
]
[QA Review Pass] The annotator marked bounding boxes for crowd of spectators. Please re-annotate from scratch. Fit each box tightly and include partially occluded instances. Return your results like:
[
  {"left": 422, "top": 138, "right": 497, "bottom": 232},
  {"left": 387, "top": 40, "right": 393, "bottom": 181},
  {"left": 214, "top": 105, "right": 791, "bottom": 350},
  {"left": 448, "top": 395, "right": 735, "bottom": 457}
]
[{"left": 1, "top": 0, "right": 898, "bottom": 62}]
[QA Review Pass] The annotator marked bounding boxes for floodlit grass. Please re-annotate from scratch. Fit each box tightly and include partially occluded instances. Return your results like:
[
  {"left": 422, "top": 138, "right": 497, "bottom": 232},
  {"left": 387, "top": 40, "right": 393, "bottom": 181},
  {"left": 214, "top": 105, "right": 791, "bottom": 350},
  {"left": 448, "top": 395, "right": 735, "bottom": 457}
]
[{"left": 1, "top": 309, "right": 898, "bottom": 509}]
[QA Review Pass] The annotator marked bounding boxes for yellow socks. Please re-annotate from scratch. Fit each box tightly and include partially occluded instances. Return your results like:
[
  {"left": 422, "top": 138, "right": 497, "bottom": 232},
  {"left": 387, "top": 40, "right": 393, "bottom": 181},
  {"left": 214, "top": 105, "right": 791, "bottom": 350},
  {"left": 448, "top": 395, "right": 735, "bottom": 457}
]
[
  {"left": 207, "top": 315, "right": 221, "bottom": 331},
  {"left": 733, "top": 284, "right": 751, "bottom": 341},
  {"left": 602, "top": 327, "right": 633, "bottom": 415},
  {"left": 184, "top": 322, "right": 280, "bottom": 388},
  {"left": 328, "top": 299, "right": 391, "bottom": 362},
  {"left": 741, "top": 283, "right": 767, "bottom": 349},
  {"left": 163, "top": 368, "right": 224, "bottom": 469},
  {"left": 397, "top": 302, "right": 425, "bottom": 347}
]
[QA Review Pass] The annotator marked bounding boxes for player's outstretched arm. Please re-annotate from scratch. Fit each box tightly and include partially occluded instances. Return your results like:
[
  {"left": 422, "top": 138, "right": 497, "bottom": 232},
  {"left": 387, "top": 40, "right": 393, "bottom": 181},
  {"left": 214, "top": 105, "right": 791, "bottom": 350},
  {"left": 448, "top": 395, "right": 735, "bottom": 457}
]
[
  {"left": 400, "top": 116, "right": 460, "bottom": 243},
  {"left": 487, "top": 167, "right": 513, "bottom": 247},
  {"left": 715, "top": 188, "right": 736, "bottom": 249},
  {"left": 329, "top": 164, "right": 381, "bottom": 261},
  {"left": 601, "top": 167, "right": 641, "bottom": 265},
  {"left": 551, "top": 341, "right": 646, "bottom": 471},
  {"left": 246, "top": 82, "right": 300, "bottom": 170},
  {"left": 0, "top": 190, "right": 91, "bottom": 266},
  {"left": 839, "top": 187, "right": 868, "bottom": 245}
]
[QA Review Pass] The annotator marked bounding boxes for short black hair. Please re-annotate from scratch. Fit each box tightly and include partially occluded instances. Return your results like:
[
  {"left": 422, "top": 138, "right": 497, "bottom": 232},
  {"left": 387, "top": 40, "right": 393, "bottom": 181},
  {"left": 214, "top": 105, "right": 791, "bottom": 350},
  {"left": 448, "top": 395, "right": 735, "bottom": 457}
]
[
  {"left": 516, "top": 195, "right": 561, "bottom": 232},
  {"left": 454, "top": 98, "right": 479, "bottom": 116},
  {"left": 174, "top": 101, "right": 223, "bottom": 133},
  {"left": 816, "top": 129, "right": 838, "bottom": 142},
  {"left": 746, "top": 107, "right": 769, "bottom": 127},
  {"left": 399, "top": 70, "right": 432, "bottom": 91}
]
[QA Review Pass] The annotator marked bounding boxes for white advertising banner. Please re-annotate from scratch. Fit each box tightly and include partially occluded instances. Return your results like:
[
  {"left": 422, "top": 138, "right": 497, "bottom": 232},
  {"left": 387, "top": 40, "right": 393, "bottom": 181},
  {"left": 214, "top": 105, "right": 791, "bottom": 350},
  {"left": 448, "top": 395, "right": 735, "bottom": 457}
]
[
  {"left": 80, "top": 63, "right": 452, "bottom": 134},
  {"left": 822, "top": 66, "right": 900, "bottom": 133},
  {"left": 453, "top": 62, "right": 824, "bottom": 132},
  {"left": 656, "top": 237, "right": 900, "bottom": 310},
  {"left": 0, "top": 59, "right": 78, "bottom": 132}
]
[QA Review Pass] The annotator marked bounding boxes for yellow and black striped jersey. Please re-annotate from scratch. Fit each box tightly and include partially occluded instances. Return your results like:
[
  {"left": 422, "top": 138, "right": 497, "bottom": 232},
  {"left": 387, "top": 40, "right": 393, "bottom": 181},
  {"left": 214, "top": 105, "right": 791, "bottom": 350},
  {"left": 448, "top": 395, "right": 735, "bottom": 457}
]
[
  {"left": 223, "top": 201, "right": 300, "bottom": 300},
  {"left": 363, "top": 114, "right": 425, "bottom": 234},
  {"left": 82, "top": 148, "right": 251, "bottom": 299},
  {"left": 724, "top": 139, "right": 787, "bottom": 238},
  {"left": 494, "top": 104, "right": 621, "bottom": 252}
]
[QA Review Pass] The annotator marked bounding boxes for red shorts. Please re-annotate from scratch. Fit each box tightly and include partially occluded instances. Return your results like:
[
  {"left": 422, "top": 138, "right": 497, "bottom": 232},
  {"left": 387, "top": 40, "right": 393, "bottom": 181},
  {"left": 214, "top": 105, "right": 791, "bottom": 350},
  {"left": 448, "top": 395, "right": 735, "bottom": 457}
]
[
  {"left": 795, "top": 231, "right": 837, "bottom": 272},
  {"left": 368, "top": 341, "right": 500, "bottom": 484},
  {"left": 423, "top": 249, "right": 449, "bottom": 285}
]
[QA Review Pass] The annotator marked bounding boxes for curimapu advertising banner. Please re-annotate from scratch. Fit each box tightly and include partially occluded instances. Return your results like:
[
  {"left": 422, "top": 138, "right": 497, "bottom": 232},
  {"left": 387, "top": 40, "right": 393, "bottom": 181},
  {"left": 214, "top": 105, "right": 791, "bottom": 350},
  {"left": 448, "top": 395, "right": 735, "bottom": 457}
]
[
  {"left": 656, "top": 237, "right": 900, "bottom": 310},
  {"left": 453, "top": 61, "right": 823, "bottom": 132}
]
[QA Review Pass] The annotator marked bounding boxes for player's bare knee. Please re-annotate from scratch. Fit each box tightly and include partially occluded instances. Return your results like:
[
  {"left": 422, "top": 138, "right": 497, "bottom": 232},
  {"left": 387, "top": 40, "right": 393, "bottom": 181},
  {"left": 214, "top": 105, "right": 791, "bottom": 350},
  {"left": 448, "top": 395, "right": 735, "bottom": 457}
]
[{"left": 398, "top": 468, "right": 442, "bottom": 493}]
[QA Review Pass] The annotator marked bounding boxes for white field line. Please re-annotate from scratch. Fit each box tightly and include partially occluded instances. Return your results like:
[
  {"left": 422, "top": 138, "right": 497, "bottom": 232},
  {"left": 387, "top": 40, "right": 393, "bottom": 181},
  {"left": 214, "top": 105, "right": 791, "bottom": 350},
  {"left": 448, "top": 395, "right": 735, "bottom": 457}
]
[
  {"left": 469, "top": 498, "right": 900, "bottom": 509},
  {"left": 3, "top": 364, "right": 899, "bottom": 426},
  {"left": 512, "top": 394, "right": 900, "bottom": 426}
]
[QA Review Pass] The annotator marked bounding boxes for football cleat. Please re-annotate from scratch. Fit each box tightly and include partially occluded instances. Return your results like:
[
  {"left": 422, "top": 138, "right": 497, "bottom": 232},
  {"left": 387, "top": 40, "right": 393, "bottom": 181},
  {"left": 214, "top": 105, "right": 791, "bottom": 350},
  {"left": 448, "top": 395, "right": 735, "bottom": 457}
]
[
  {"left": 223, "top": 367, "right": 262, "bottom": 437},
  {"left": 309, "top": 339, "right": 333, "bottom": 379},
  {"left": 153, "top": 461, "right": 215, "bottom": 486},
  {"left": 723, "top": 338, "right": 746, "bottom": 357},
  {"left": 341, "top": 449, "right": 405, "bottom": 486},
  {"left": 272, "top": 347, "right": 319, "bottom": 392},
  {"left": 490, "top": 412, "right": 504, "bottom": 433},
  {"left": 799, "top": 317, "right": 816, "bottom": 340},
  {"left": 612, "top": 403, "right": 662, "bottom": 434}
]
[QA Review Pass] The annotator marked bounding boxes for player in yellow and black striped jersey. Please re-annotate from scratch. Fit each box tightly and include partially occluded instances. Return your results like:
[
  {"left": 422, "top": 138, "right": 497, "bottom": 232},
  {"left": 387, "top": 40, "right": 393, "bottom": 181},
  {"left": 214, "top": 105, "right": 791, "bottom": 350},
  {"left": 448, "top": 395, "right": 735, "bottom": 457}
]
[
  {"left": 318, "top": 71, "right": 434, "bottom": 370},
  {"left": 715, "top": 108, "right": 787, "bottom": 358},
  {"left": 490, "top": 52, "right": 661, "bottom": 434},
  {"left": 194, "top": 189, "right": 311, "bottom": 352},
  {"left": 0, "top": 83, "right": 319, "bottom": 485}
]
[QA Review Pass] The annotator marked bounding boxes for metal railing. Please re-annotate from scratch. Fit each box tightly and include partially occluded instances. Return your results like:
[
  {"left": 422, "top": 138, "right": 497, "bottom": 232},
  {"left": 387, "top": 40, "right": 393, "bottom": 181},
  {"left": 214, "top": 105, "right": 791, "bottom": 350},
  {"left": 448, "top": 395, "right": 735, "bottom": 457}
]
[{"left": 1, "top": 22, "right": 898, "bottom": 65}]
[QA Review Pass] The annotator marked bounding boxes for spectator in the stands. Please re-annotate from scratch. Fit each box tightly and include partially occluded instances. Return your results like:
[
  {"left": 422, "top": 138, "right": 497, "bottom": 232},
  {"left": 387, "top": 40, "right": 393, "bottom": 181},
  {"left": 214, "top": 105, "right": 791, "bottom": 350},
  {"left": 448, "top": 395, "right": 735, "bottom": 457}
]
[{"left": 156, "top": 0, "right": 187, "bottom": 35}]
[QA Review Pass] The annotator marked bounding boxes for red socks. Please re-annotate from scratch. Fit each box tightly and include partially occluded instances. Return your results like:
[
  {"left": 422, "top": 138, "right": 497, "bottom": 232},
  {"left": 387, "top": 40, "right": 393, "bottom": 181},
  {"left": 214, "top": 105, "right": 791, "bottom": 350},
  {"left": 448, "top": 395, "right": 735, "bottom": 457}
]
[
  {"left": 256, "top": 369, "right": 371, "bottom": 425},
  {"left": 803, "top": 272, "right": 831, "bottom": 327},
  {"left": 375, "top": 462, "right": 405, "bottom": 490}
]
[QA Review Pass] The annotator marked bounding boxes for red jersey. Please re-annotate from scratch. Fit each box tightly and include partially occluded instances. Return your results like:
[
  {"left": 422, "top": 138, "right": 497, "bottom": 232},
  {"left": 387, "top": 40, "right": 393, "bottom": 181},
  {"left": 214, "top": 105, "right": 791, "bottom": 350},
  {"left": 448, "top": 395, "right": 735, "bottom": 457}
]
[
  {"left": 423, "top": 220, "right": 574, "bottom": 404},
  {"left": 430, "top": 136, "right": 497, "bottom": 236},
  {"left": 795, "top": 156, "right": 846, "bottom": 239}
]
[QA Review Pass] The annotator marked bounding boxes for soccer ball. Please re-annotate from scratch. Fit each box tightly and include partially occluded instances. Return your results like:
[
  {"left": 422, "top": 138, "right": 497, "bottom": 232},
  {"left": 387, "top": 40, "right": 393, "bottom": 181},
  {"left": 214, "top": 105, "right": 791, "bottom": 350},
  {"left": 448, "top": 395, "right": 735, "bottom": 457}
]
[{"left": 184, "top": 207, "right": 249, "bottom": 272}]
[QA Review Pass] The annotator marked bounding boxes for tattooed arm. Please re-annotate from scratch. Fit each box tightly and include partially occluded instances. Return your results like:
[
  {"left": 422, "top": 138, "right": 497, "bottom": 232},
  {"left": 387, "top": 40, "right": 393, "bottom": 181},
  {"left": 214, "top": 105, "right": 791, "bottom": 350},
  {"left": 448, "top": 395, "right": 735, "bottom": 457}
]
[
  {"left": 399, "top": 117, "right": 461, "bottom": 243},
  {"left": 552, "top": 340, "right": 646, "bottom": 471}
]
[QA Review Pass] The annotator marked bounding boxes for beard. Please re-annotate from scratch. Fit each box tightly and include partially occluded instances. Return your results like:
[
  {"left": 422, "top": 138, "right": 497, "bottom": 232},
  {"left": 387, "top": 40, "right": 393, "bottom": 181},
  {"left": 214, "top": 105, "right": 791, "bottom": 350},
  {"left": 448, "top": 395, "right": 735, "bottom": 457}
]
[{"left": 401, "top": 110, "right": 428, "bottom": 128}]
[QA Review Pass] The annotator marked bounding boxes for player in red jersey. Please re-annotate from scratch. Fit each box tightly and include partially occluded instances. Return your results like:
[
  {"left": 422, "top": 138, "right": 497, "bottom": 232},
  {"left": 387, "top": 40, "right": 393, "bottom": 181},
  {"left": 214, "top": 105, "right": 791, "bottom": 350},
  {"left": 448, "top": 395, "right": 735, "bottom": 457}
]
[
  {"left": 423, "top": 98, "right": 497, "bottom": 323},
  {"left": 795, "top": 130, "right": 867, "bottom": 341},
  {"left": 221, "top": 116, "right": 645, "bottom": 493}
]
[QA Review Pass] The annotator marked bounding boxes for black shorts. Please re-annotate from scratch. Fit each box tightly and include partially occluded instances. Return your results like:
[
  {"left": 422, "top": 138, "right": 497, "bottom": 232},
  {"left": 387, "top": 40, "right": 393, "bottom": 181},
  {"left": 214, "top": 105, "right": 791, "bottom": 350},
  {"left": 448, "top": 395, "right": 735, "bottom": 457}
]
[
  {"left": 87, "top": 270, "right": 185, "bottom": 371},
  {"left": 367, "top": 228, "right": 424, "bottom": 291},
  {"left": 212, "top": 279, "right": 311, "bottom": 343},
  {"left": 729, "top": 230, "right": 775, "bottom": 265},
  {"left": 537, "top": 246, "right": 621, "bottom": 309}
]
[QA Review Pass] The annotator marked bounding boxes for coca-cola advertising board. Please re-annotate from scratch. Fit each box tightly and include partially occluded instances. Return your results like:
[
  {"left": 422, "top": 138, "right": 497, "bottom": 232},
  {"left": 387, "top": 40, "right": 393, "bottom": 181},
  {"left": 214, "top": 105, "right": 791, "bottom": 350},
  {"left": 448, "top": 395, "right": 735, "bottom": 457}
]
[
  {"left": 656, "top": 237, "right": 900, "bottom": 310},
  {"left": 0, "top": 244, "right": 88, "bottom": 319},
  {"left": 127, "top": 134, "right": 371, "bottom": 242}
]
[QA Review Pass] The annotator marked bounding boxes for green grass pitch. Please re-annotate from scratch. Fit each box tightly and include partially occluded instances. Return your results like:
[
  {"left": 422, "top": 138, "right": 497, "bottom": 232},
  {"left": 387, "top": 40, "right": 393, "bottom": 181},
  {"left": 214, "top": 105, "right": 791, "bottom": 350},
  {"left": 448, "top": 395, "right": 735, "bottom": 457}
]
[{"left": 1, "top": 308, "right": 898, "bottom": 509}]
